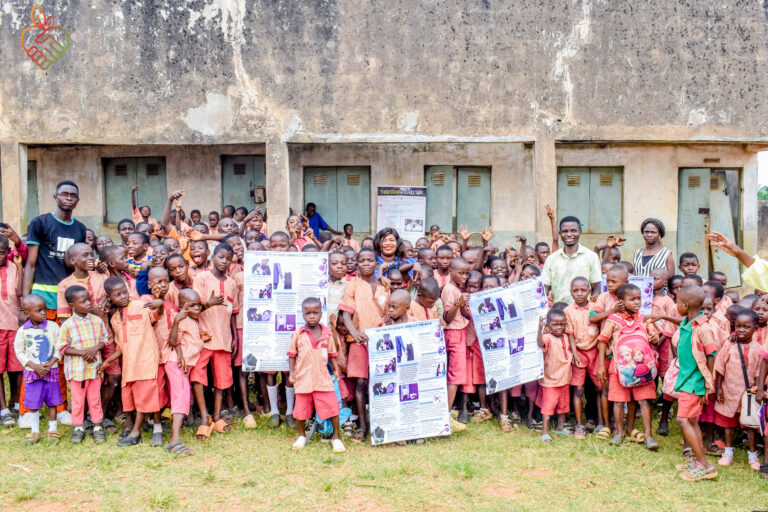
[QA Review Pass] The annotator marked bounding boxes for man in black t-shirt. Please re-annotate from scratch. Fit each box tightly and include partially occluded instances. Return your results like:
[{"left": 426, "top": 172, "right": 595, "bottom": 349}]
[{"left": 24, "top": 180, "right": 86, "bottom": 314}]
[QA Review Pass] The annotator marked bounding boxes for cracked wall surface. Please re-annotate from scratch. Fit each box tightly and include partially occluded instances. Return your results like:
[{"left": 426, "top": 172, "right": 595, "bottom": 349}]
[{"left": 0, "top": 0, "right": 766, "bottom": 143}]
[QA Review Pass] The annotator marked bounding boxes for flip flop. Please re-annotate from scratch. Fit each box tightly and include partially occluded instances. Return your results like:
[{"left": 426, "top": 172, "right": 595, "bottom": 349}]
[
  {"left": 628, "top": 429, "right": 646, "bottom": 443},
  {"left": 166, "top": 442, "right": 193, "bottom": 456},
  {"left": 595, "top": 426, "right": 611, "bottom": 440},
  {"left": 195, "top": 419, "right": 213, "bottom": 441},
  {"left": 212, "top": 418, "right": 231, "bottom": 433},
  {"left": 554, "top": 429, "right": 571, "bottom": 436}
]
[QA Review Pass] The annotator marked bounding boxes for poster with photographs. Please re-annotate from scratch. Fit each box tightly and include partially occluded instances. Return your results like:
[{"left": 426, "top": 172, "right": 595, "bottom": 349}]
[
  {"left": 468, "top": 279, "right": 548, "bottom": 394},
  {"left": 241, "top": 251, "right": 329, "bottom": 372},
  {"left": 376, "top": 186, "right": 427, "bottom": 244},
  {"left": 366, "top": 319, "right": 450, "bottom": 445},
  {"left": 600, "top": 275, "right": 654, "bottom": 315}
]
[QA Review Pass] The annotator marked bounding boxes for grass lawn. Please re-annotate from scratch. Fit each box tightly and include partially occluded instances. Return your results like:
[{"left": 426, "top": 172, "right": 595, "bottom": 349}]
[{"left": 2, "top": 413, "right": 767, "bottom": 512}]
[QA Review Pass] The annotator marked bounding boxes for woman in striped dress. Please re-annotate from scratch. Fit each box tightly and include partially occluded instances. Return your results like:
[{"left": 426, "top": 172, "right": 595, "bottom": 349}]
[{"left": 633, "top": 218, "right": 675, "bottom": 278}]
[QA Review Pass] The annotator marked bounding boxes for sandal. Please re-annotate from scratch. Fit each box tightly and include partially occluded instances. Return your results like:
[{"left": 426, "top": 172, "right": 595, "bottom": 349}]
[
  {"left": 540, "top": 433, "right": 552, "bottom": 443},
  {"left": 24, "top": 432, "right": 41, "bottom": 445},
  {"left": 584, "top": 420, "right": 596, "bottom": 432},
  {"left": 102, "top": 418, "right": 118, "bottom": 434},
  {"left": 759, "top": 463, "right": 768, "bottom": 478},
  {"left": 705, "top": 443, "right": 723, "bottom": 456},
  {"left": 195, "top": 418, "right": 213, "bottom": 441},
  {"left": 342, "top": 420, "right": 355, "bottom": 437},
  {"left": 212, "top": 419, "right": 231, "bottom": 433},
  {"left": 718, "top": 453, "right": 733, "bottom": 466},
  {"left": 609, "top": 434, "right": 623, "bottom": 446},
  {"left": 166, "top": 442, "right": 193, "bottom": 456},
  {"left": 46, "top": 431, "right": 61, "bottom": 445},
  {"left": 595, "top": 426, "right": 611, "bottom": 440},
  {"left": 499, "top": 415, "right": 513, "bottom": 433},
  {"left": 628, "top": 429, "right": 646, "bottom": 443},
  {"left": 554, "top": 429, "right": 571, "bottom": 437},
  {"left": 351, "top": 430, "right": 366, "bottom": 444},
  {"left": 573, "top": 424, "right": 587, "bottom": 439},
  {"left": 679, "top": 464, "right": 718, "bottom": 482}
]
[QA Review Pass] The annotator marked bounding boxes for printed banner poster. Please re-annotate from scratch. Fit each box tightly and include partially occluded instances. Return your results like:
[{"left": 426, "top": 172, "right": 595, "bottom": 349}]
[
  {"left": 468, "top": 279, "right": 548, "bottom": 394},
  {"left": 241, "top": 251, "right": 329, "bottom": 372},
  {"left": 376, "top": 186, "right": 427, "bottom": 244},
  {"left": 600, "top": 275, "right": 654, "bottom": 315},
  {"left": 366, "top": 320, "right": 450, "bottom": 445}
]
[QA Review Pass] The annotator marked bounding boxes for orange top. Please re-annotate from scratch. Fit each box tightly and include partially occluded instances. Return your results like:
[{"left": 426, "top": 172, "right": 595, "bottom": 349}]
[
  {"left": 590, "top": 291, "right": 618, "bottom": 315},
  {"left": 710, "top": 309, "right": 730, "bottom": 334},
  {"left": 192, "top": 270, "right": 238, "bottom": 352},
  {"left": 339, "top": 277, "right": 387, "bottom": 332},
  {"left": 287, "top": 325, "right": 337, "bottom": 393},
  {"left": 410, "top": 300, "right": 438, "bottom": 322},
  {"left": 57, "top": 271, "right": 107, "bottom": 319},
  {"left": 540, "top": 333, "right": 572, "bottom": 387},
  {"left": 435, "top": 272, "right": 451, "bottom": 289},
  {"left": 188, "top": 263, "right": 211, "bottom": 279},
  {"left": 714, "top": 339, "right": 762, "bottom": 417},
  {"left": 173, "top": 317, "right": 204, "bottom": 367},
  {"left": 564, "top": 302, "right": 597, "bottom": 351},
  {"left": 111, "top": 300, "right": 159, "bottom": 384},
  {"left": 716, "top": 295, "right": 733, "bottom": 314},
  {"left": 165, "top": 279, "right": 192, "bottom": 308},
  {"left": 233, "top": 271, "right": 244, "bottom": 330},
  {"left": 132, "top": 207, "right": 160, "bottom": 234},
  {"left": 140, "top": 295, "right": 179, "bottom": 365},
  {"left": 0, "top": 264, "right": 20, "bottom": 331},
  {"left": 651, "top": 294, "right": 677, "bottom": 338},
  {"left": 344, "top": 238, "right": 361, "bottom": 252},
  {"left": 441, "top": 282, "right": 468, "bottom": 330}
]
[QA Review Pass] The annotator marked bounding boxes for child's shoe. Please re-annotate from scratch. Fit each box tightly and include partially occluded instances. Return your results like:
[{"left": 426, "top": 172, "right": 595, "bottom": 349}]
[
  {"left": 457, "top": 409, "right": 469, "bottom": 424},
  {"left": 24, "top": 432, "right": 41, "bottom": 445},
  {"left": 267, "top": 414, "right": 280, "bottom": 428},
  {"left": 292, "top": 435, "right": 307, "bottom": 451},
  {"left": 609, "top": 434, "right": 623, "bottom": 446},
  {"left": 70, "top": 427, "right": 85, "bottom": 444},
  {"left": 679, "top": 463, "right": 718, "bottom": 482},
  {"left": 472, "top": 408, "right": 493, "bottom": 422},
  {"left": 540, "top": 433, "right": 552, "bottom": 443},
  {"left": 0, "top": 412, "right": 15, "bottom": 426},
  {"left": 717, "top": 453, "right": 733, "bottom": 466},
  {"left": 656, "top": 422, "right": 669, "bottom": 436},
  {"left": 449, "top": 417, "right": 467, "bottom": 433},
  {"left": 243, "top": 414, "right": 257, "bottom": 429},
  {"left": 499, "top": 415, "right": 513, "bottom": 433},
  {"left": 47, "top": 431, "right": 61, "bottom": 445},
  {"left": 644, "top": 437, "right": 660, "bottom": 451},
  {"left": 332, "top": 438, "right": 345, "bottom": 453},
  {"left": 92, "top": 427, "right": 106, "bottom": 444},
  {"left": 285, "top": 414, "right": 297, "bottom": 428},
  {"left": 17, "top": 412, "right": 36, "bottom": 429}
]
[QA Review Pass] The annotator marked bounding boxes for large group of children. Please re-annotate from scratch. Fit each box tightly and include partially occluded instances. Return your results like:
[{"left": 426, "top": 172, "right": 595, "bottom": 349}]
[{"left": 1, "top": 181, "right": 767, "bottom": 482}]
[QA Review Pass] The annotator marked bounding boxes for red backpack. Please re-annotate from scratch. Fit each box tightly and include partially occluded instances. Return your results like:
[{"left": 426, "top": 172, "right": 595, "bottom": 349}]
[{"left": 610, "top": 313, "right": 658, "bottom": 388}]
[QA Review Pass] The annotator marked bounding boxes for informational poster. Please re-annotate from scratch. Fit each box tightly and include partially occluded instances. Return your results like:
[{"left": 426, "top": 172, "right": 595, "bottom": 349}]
[
  {"left": 241, "top": 251, "right": 329, "bottom": 372},
  {"left": 366, "top": 319, "right": 450, "bottom": 445},
  {"left": 629, "top": 276, "right": 654, "bottom": 315},
  {"left": 468, "top": 279, "right": 548, "bottom": 394},
  {"left": 376, "top": 186, "right": 427, "bottom": 244}
]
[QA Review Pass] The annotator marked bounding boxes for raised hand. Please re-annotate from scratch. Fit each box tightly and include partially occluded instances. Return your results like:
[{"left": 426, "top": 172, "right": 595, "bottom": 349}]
[
  {"left": 544, "top": 204, "right": 555, "bottom": 219},
  {"left": 458, "top": 225, "right": 473, "bottom": 241},
  {"left": 481, "top": 227, "right": 495, "bottom": 242}
]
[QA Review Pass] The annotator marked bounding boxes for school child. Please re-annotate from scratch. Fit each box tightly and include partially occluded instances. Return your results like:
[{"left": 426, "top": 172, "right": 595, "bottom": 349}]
[
  {"left": 100, "top": 277, "right": 161, "bottom": 446},
  {"left": 682, "top": 274, "right": 703, "bottom": 287},
  {"left": 230, "top": 263, "right": 256, "bottom": 429},
  {"left": 165, "top": 253, "right": 194, "bottom": 307},
  {"left": 418, "top": 248, "right": 437, "bottom": 272},
  {"left": 751, "top": 295, "right": 768, "bottom": 345},
  {"left": 222, "top": 234, "right": 244, "bottom": 277},
  {"left": 190, "top": 244, "right": 238, "bottom": 436},
  {"left": 679, "top": 252, "right": 701, "bottom": 276},
  {"left": 668, "top": 275, "right": 684, "bottom": 302},
  {"left": 441, "top": 257, "right": 471, "bottom": 433},
  {"left": 463, "top": 271, "right": 492, "bottom": 424},
  {"left": 537, "top": 309, "right": 572, "bottom": 442},
  {"left": 288, "top": 297, "right": 345, "bottom": 453},
  {"left": 0, "top": 238, "right": 23, "bottom": 426},
  {"left": 486, "top": 256, "right": 508, "bottom": 280},
  {"left": 725, "top": 290, "right": 740, "bottom": 307},
  {"left": 565, "top": 277, "right": 601, "bottom": 439},
  {"left": 383, "top": 268, "right": 406, "bottom": 291},
  {"left": 534, "top": 242, "right": 551, "bottom": 267},
  {"left": 130, "top": 185, "right": 160, "bottom": 234},
  {"left": 57, "top": 243, "right": 107, "bottom": 321},
  {"left": 343, "top": 247, "right": 358, "bottom": 279},
  {"left": 342, "top": 223, "right": 360, "bottom": 252},
  {"left": 116, "top": 219, "right": 136, "bottom": 246},
  {"left": 13, "top": 295, "right": 62, "bottom": 444},
  {"left": 649, "top": 268, "right": 678, "bottom": 436},
  {"left": 164, "top": 288, "right": 205, "bottom": 455},
  {"left": 590, "top": 264, "right": 628, "bottom": 438},
  {"left": 188, "top": 240, "right": 211, "bottom": 278},
  {"left": 340, "top": 247, "right": 388, "bottom": 442},
  {"left": 326, "top": 250, "right": 351, "bottom": 414},
  {"left": 57, "top": 286, "right": 109, "bottom": 444},
  {"left": 95, "top": 235, "right": 114, "bottom": 254},
  {"left": 597, "top": 283, "right": 660, "bottom": 450},
  {"left": 100, "top": 245, "right": 139, "bottom": 299},
  {"left": 714, "top": 309, "right": 762, "bottom": 470},
  {"left": 435, "top": 245, "right": 454, "bottom": 288},
  {"left": 702, "top": 281, "right": 730, "bottom": 334},
  {"left": 410, "top": 278, "right": 440, "bottom": 322},
  {"left": 208, "top": 211, "right": 220, "bottom": 234}
]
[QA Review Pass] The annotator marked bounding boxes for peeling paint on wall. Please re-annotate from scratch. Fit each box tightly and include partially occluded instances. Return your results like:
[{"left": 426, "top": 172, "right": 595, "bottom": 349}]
[{"left": 184, "top": 92, "right": 234, "bottom": 136}]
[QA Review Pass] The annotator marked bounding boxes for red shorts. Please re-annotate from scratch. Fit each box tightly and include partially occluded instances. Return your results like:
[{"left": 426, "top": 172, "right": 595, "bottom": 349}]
[
  {"left": 714, "top": 410, "right": 738, "bottom": 428},
  {"left": 570, "top": 347, "right": 600, "bottom": 387},
  {"left": 540, "top": 384, "right": 570, "bottom": 416},
  {"left": 234, "top": 329, "right": 244, "bottom": 367},
  {"left": 122, "top": 379, "right": 161, "bottom": 413},
  {"left": 156, "top": 364, "right": 168, "bottom": 409},
  {"left": 655, "top": 337, "right": 671, "bottom": 378},
  {"left": 509, "top": 380, "right": 539, "bottom": 399},
  {"left": 607, "top": 367, "right": 657, "bottom": 403},
  {"left": 190, "top": 348, "right": 233, "bottom": 389},
  {"left": 699, "top": 393, "right": 716, "bottom": 423},
  {"left": 0, "top": 329, "right": 22, "bottom": 373},
  {"left": 346, "top": 342, "right": 369, "bottom": 379},
  {"left": 462, "top": 340, "right": 486, "bottom": 393},
  {"left": 445, "top": 328, "right": 468, "bottom": 386},
  {"left": 677, "top": 391, "right": 703, "bottom": 419},
  {"left": 101, "top": 341, "right": 121, "bottom": 375},
  {"left": 293, "top": 391, "right": 340, "bottom": 421}
]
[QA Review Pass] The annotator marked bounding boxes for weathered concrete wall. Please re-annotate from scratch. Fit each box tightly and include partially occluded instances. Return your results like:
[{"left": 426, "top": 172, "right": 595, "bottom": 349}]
[
  {"left": 1, "top": 0, "right": 767, "bottom": 145},
  {"left": 759, "top": 200, "right": 768, "bottom": 259}
]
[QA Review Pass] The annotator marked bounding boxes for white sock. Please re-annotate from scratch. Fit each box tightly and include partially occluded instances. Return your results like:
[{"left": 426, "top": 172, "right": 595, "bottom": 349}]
[
  {"left": 724, "top": 447, "right": 734, "bottom": 456},
  {"left": 0, "top": 408, "right": 9, "bottom": 416},
  {"left": 267, "top": 385, "right": 279, "bottom": 414},
  {"left": 30, "top": 412, "right": 40, "bottom": 434},
  {"left": 153, "top": 423, "right": 163, "bottom": 434},
  {"left": 13, "top": 403, "right": 19, "bottom": 411},
  {"left": 748, "top": 450, "right": 759, "bottom": 462},
  {"left": 285, "top": 386, "right": 295, "bottom": 415},
  {"left": 48, "top": 420, "right": 57, "bottom": 433}
]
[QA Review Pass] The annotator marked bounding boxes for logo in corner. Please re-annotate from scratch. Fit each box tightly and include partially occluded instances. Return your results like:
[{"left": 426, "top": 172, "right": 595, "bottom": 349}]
[{"left": 20, "top": 5, "right": 69, "bottom": 70}]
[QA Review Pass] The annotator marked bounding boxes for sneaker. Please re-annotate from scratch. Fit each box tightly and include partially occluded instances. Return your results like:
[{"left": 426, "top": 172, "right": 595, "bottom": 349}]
[
  {"left": 92, "top": 427, "right": 106, "bottom": 444},
  {"left": 472, "top": 408, "right": 493, "bottom": 422},
  {"left": 70, "top": 428, "right": 85, "bottom": 444},
  {"left": 57, "top": 410, "right": 72, "bottom": 426},
  {"left": 292, "top": 435, "right": 307, "bottom": 451},
  {"left": 150, "top": 431, "right": 164, "bottom": 447},
  {"left": 332, "top": 438, "right": 346, "bottom": 453},
  {"left": 17, "top": 412, "right": 36, "bottom": 429},
  {"left": 267, "top": 414, "right": 280, "bottom": 428},
  {"left": 449, "top": 417, "right": 467, "bottom": 433},
  {"left": 116, "top": 434, "right": 142, "bottom": 447},
  {"left": 541, "top": 433, "right": 552, "bottom": 443},
  {"left": 0, "top": 412, "right": 15, "bottom": 426},
  {"left": 679, "top": 463, "right": 718, "bottom": 482},
  {"left": 645, "top": 437, "right": 660, "bottom": 451}
]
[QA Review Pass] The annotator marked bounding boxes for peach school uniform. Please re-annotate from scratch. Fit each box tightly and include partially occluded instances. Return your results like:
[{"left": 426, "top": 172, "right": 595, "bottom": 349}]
[
  {"left": 338, "top": 277, "right": 387, "bottom": 379},
  {"left": 651, "top": 294, "right": 678, "bottom": 377},
  {"left": 671, "top": 315, "right": 717, "bottom": 418},
  {"left": 0, "top": 263, "right": 21, "bottom": 374},
  {"left": 441, "top": 281, "right": 469, "bottom": 386},
  {"left": 287, "top": 325, "right": 340, "bottom": 421},
  {"left": 565, "top": 302, "right": 599, "bottom": 387},
  {"left": 713, "top": 338, "right": 762, "bottom": 428},
  {"left": 56, "top": 271, "right": 107, "bottom": 320},
  {"left": 540, "top": 333, "right": 573, "bottom": 415}
]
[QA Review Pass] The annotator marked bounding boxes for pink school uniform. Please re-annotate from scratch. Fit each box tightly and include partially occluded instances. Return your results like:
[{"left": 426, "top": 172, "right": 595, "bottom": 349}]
[
  {"left": 338, "top": 277, "right": 387, "bottom": 379},
  {"left": 713, "top": 338, "right": 762, "bottom": 428},
  {"left": 441, "top": 281, "right": 469, "bottom": 386},
  {"left": 540, "top": 333, "right": 572, "bottom": 416}
]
